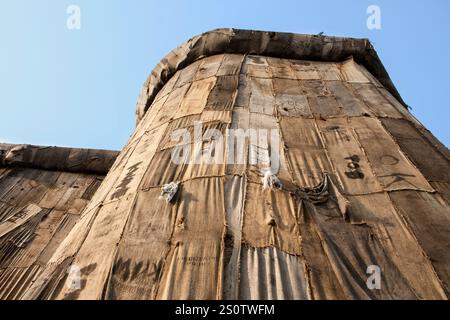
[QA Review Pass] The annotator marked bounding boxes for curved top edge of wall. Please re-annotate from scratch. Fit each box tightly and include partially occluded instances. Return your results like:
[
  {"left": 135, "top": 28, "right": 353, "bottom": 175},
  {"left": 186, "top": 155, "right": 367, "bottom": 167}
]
[
  {"left": 0, "top": 143, "right": 119, "bottom": 175},
  {"left": 135, "top": 28, "right": 406, "bottom": 124}
]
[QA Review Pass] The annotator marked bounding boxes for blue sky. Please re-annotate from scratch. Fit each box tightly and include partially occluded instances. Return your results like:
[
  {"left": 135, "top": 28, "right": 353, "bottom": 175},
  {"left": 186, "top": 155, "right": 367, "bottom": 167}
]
[{"left": 1, "top": 0, "right": 449, "bottom": 150}]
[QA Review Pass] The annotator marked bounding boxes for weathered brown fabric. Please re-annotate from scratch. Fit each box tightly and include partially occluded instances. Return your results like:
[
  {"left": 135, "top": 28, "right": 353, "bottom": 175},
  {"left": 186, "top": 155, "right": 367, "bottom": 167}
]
[
  {"left": 1, "top": 30, "right": 449, "bottom": 300},
  {"left": 135, "top": 28, "right": 407, "bottom": 123},
  {"left": 0, "top": 145, "right": 117, "bottom": 299}
]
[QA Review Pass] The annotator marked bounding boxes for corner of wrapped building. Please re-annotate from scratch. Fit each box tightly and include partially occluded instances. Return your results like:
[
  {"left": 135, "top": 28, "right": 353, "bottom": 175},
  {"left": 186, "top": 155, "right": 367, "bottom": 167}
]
[{"left": 2, "top": 29, "right": 450, "bottom": 300}]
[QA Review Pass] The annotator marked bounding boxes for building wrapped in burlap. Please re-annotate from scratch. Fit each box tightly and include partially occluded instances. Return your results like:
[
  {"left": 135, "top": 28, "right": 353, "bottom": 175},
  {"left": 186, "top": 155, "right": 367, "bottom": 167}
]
[{"left": 1, "top": 29, "right": 450, "bottom": 300}]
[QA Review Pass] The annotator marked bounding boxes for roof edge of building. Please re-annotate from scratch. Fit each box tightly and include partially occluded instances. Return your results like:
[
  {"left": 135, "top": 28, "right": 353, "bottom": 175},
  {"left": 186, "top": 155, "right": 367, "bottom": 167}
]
[
  {"left": 135, "top": 28, "right": 406, "bottom": 123},
  {"left": 0, "top": 143, "right": 119, "bottom": 175}
]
